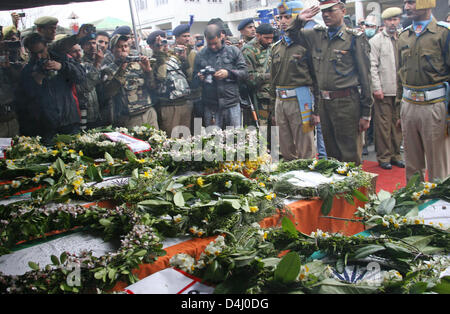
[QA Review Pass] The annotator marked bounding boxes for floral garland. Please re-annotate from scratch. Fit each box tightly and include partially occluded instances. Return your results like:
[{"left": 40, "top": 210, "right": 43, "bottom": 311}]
[{"left": 0, "top": 203, "right": 165, "bottom": 293}]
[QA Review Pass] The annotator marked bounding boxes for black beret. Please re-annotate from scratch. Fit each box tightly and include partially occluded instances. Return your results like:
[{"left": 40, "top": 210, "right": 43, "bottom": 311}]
[
  {"left": 146, "top": 30, "right": 166, "bottom": 45},
  {"left": 256, "top": 23, "right": 274, "bottom": 34},
  {"left": 112, "top": 25, "right": 132, "bottom": 36},
  {"left": 238, "top": 18, "right": 254, "bottom": 31},
  {"left": 173, "top": 24, "right": 191, "bottom": 37},
  {"left": 80, "top": 33, "right": 97, "bottom": 46}
]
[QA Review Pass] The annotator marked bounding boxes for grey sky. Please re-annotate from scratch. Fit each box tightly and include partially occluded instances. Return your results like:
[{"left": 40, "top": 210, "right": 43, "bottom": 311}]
[{"left": 0, "top": 0, "right": 133, "bottom": 29}]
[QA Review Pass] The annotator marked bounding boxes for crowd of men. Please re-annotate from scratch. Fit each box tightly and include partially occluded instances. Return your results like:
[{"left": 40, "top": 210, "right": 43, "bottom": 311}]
[{"left": 0, "top": 0, "right": 449, "bottom": 183}]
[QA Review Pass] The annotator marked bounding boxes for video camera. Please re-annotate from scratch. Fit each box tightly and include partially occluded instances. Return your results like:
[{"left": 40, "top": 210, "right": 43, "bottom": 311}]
[
  {"left": 199, "top": 66, "right": 216, "bottom": 84},
  {"left": 0, "top": 26, "right": 22, "bottom": 63},
  {"left": 81, "top": 24, "right": 97, "bottom": 40},
  {"left": 33, "top": 58, "right": 57, "bottom": 78}
]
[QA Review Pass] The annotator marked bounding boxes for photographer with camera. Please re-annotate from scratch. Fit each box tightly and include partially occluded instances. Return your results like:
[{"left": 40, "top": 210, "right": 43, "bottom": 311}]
[
  {"left": 101, "top": 34, "right": 158, "bottom": 130},
  {"left": 0, "top": 25, "right": 23, "bottom": 138},
  {"left": 68, "top": 33, "right": 105, "bottom": 129},
  {"left": 193, "top": 24, "right": 248, "bottom": 129},
  {"left": 147, "top": 27, "right": 193, "bottom": 137},
  {"left": 16, "top": 32, "right": 86, "bottom": 144}
]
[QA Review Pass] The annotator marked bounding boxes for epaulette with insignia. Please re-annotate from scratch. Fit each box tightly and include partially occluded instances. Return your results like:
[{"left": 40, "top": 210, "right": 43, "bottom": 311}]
[
  {"left": 400, "top": 25, "right": 412, "bottom": 34},
  {"left": 437, "top": 21, "right": 450, "bottom": 29},
  {"left": 345, "top": 28, "right": 363, "bottom": 36},
  {"left": 313, "top": 24, "right": 326, "bottom": 31}
]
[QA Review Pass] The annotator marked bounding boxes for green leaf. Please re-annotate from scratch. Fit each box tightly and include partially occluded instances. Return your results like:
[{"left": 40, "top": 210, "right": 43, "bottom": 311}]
[
  {"left": 281, "top": 216, "right": 298, "bottom": 238},
  {"left": 87, "top": 164, "right": 103, "bottom": 182},
  {"left": 384, "top": 242, "right": 411, "bottom": 256},
  {"left": 42, "top": 178, "right": 55, "bottom": 186},
  {"left": 28, "top": 261, "right": 39, "bottom": 271},
  {"left": 94, "top": 270, "right": 105, "bottom": 280},
  {"left": 409, "top": 282, "right": 428, "bottom": 294},
  {"left": 352, "top": 189, "right": 369, "bottom": 203},
  {"left": 134, "top": 250, "right": 147, "bottom": 257},
  {"left": 431, "top": 277, "right": 450, "bottom": 294},
  {"left": 336, "top": 258, "right": 344, "bottom": 273},
  {"left": 51, "top": 255, "right": 60, "bottom": 266},
  {"left": 405, "top": 173, "right": 421, "bottom": 190},
  {"left": 313, "top": 278, "right": 377, "bottom": 294},
  {"left": 108, "top": 268, "right": 117, "bottom": 280},
  {"left": 125, "top": 149, "right": 137, "bottom": 162},
  {"left": 260, "top": 257, "right": 280, "bottom": 268},
  {"left": 132, "top": 168, "right": 139, "bottom": 180},
  {"left": 99, "top": 218, "right": 111, "bottom": 227},
  {"left": 60, "top": 252, "right": 68, "bottom": 264},
  {"left": 321, "top": 194, "right": 334, "bottom": 216},
  {"left": 402, "top": 235, "right": 434, "bottom": 251},
  {"left": 353, "top": 244, "right": 385, "bottom": 259},
  {"left": 174, "top": 191, "right": 185, "bottom": 207},
  {"left": 104, "top": 152, "right": 115, "bottom": 165},
  {"left": 274, "top": 252, "right": 301, "bottom": 284},
  {"left": 378, "top": 197, "right": 396, "bottom": 215},
  {"left": 54, "top": 158, "right": 66, "bottom": 175},
  {"left": 377, "top": 189, "right": 392, "bottom": 201}
]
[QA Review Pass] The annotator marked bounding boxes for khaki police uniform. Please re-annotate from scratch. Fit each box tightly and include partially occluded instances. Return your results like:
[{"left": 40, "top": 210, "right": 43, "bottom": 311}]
[
  {"left": 290, "top": 22, "right": 373, "bottom": 165},
  {"left": 0, "top": 67, "right": 20, "bottom": 138},
  {"left": 397, "top": 18, "right": 450, "bottom": 182},
  {"left": 270, "top": 37, "right": 317, "bottom": 161}
]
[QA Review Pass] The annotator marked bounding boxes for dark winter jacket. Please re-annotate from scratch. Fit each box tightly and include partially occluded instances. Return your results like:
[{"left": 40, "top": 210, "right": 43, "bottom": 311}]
[{"left": 193, "top": 43, "right": 248, "bottom": 109}]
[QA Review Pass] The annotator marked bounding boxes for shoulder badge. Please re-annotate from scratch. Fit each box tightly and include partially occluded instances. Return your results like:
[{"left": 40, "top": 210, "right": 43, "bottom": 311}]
[
  {"left": 313, "top": 24, "right": 326, "bottom": 31},
  {"left": 345, "top": 27, "right": 363, "bottom": 36},
  {"left": 400, "top": 25, "right": 412, "bottom": 34},
  {"left": 437, "top": 21, "right": 450, "bottom": 30}
]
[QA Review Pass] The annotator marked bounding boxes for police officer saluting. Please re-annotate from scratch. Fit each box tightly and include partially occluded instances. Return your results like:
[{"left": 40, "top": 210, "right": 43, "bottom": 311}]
[
  {"left": 397, "top": 0, "right": 450, "bottom": 182},
  {"left": 288, "top": 0, "right": 373, "bottom": 166},
  {"left": 270, "top": 1, "right": 318, "bottom": 161}
]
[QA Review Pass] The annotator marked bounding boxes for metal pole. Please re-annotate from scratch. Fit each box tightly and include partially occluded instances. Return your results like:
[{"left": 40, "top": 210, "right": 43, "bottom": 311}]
[{"left": 128, "top": 0, "right": 141, "bottom": 54}]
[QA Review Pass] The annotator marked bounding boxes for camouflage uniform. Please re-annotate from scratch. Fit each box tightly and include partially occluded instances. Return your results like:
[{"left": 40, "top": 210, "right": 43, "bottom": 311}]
[
  {"left": 153, "top": 50, "right": 192, "bottom": 137},
  {"left": 0, "top": 67, "right": 20, "bottom": 137},
  {"left": 102, "top": 61, "right": 158, "bottom": 129},
  {"left": 77, "top": 55, "right": 102, "bottom": 128},
  {"left": 241, "top": 37, "right": 274, "bottom": 127}
]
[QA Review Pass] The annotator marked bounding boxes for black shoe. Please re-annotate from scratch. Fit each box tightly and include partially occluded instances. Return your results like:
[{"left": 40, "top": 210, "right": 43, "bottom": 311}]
[
  {"left": 379, "top": 162, "right": 392, "bottom": 170},
  {"left": 362, "top": 147, "right": 369, "bottom": 155},
  {"left": 391, "top": 160, "right": 405, "bottom": 168}
]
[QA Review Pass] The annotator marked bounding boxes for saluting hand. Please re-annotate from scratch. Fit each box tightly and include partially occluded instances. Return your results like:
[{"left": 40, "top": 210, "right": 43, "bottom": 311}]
[{"left": 298, "top": 5, "right": 320, "bottom": 22}]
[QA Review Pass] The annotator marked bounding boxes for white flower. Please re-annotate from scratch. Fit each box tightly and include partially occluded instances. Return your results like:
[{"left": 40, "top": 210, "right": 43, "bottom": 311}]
[
  {"left": 170, "top": 253, "right": 195, "bottom": 273},
  {"left": 173, "top": 214, "right": 182, "bottom": 224},
  {"left": 225, "top": 180, "right": 232, "bottom": 189}
]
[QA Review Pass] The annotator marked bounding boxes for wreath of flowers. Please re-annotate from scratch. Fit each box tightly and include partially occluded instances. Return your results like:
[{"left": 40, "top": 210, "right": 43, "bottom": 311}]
[{"left": 0, "top": 202, "right": 165, "bottom": 293}]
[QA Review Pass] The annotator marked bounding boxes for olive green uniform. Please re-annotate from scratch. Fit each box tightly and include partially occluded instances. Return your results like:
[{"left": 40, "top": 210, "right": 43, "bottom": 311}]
[
  {"left": 270, "top": 37, "right": 318, "bottom": 160},
  {"left": 290, "top": 22, "right": 373, "bottom": 165},
  {"left": 396, "top": 18, "right": 450, "bottom": 182},
  {"left": 242, "top": 37, "right": 274, "bottom": 127},
  {"left": 102, "top": 61, "right": 159, "bottom": 130}
]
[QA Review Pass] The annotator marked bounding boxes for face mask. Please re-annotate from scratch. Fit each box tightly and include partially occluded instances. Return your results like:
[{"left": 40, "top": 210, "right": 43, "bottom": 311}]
[{"left": 365, "top": 28, "right": 376, "bottom": 38}]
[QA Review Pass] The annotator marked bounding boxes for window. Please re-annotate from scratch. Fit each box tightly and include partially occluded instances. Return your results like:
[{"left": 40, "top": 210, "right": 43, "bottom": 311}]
[
  {"left": 155, "top": 0, "right": 168, "bottom": 6},
  {"left": 135, "top": 0, "right": 148, "bottom": 10}
]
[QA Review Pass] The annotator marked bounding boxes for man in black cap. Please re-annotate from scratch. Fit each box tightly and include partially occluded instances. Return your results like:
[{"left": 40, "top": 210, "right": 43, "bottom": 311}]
[
  {"left": 241, "top": 23, "right": 275, "bottom": 135},
  {"left": 238, "top": 18, "right": 256, "bottom": 43}
]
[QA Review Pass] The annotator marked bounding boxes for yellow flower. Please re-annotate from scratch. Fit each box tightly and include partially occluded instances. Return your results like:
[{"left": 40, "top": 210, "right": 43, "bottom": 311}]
[
  {"left": 84, "top": 188, "right": 93, "bottom": 196},
  {"left": 394, "top": 223, "right": 399, "bottom": 229},
  {"left": 143, "top": 171, "right": 151, "bottom": 178},
  {"left": 78, "top": 151, "right": 84, "bottom": 156},
  {"left": 68, "top": 149, "right": 76, "bottom": 154},
  {"left": 423, "top": 189, "right": 430, "bottom": 195},
  {"left": 137, "top": 158, "right": 146, "bottom": 164},
  {"left": 197, "top": 177, "right": 205, "bottom": 187},
  {"left": 51, "top": 150, "right": 59, "bottom": 156},
  {"left": 249, "top": 206, "right": 259, "bottom": 213},
  {"left": 259, "top": 182, "right": 265, "bottom": 188},
  {"left": 263, "top": 232, "right": 268, "bottom": 240},
  {"left": 265, "top": 194, "right": 273, "bottom": 201}
]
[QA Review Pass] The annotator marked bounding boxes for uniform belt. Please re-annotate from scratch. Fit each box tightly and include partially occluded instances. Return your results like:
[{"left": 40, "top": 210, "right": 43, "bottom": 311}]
[
  {"left": 275, "top": 87, "right": 297, "bottom": 99},
  {"left": 402, "top": 85, "right": 446, "bottom": 104},
  {"left": 0, "top": 103, "right": 13, "bottom": 112},
  {"left": 320, "top": 88, "right": 353, "bottom": 100}
]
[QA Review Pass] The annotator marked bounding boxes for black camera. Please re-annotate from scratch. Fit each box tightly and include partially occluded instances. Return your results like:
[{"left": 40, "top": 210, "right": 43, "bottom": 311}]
[
  {"left": 83, "top": 24, "right": 96, "bottom": 34},
  {"left": 174, "top": 46, "right": 184, "bottom": 54},
  {"left": 18, "top": 13, "right": 26, "bottom": 17},
  {"left": 125, "top": 55, "right": 141, "bottom": 63},
  {"left": 34, "top": 58, "right": 50, "bottom": 73},
  {"left": 199, "top": 66, "right": 216, "bottom": 84},
  {"left": 4, "top": 40, "right": 21, "bottom": 50}
]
